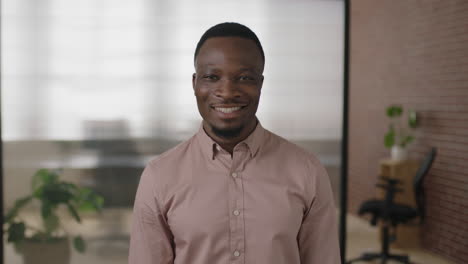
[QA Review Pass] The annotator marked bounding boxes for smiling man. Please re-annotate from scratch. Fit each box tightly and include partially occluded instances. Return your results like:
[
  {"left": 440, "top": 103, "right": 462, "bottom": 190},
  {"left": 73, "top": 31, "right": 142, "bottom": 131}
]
[{"left": 129, "top": 22, "right": 340, "bottom": 264}]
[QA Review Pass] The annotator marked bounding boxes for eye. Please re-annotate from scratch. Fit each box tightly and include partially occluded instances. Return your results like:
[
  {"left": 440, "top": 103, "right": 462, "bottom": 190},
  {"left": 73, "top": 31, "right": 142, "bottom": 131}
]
[
  {"left": 239, "top": 75, "right": 255, "bottom": 81},
  {"left": 202, "top": 74, "right": 219, "bottom": 81}
]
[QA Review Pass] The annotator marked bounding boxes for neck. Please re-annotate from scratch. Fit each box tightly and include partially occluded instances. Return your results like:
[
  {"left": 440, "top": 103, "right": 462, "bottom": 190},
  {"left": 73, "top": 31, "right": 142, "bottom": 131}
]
[{"left": 203, "top": 119, "right": 257, "bottom": 154}]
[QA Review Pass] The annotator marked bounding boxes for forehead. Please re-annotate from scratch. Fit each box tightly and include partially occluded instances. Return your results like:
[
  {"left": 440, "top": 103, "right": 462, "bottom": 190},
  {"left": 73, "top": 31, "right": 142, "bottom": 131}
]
[{"left": 195, "top": 37, "right": 264, "bottom": 71}]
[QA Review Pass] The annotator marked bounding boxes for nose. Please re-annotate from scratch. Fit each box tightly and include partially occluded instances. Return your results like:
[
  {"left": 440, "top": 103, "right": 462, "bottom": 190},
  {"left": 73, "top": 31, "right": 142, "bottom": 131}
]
[{"left": 214, "top": 79, "right": 241, "bottom": 99}]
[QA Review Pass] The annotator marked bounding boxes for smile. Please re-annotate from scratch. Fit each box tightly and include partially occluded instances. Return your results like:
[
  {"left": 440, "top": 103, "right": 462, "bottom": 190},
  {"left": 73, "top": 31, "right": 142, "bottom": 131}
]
[
  {"left": 214, "top": 106, "right": 243, "bottom": 113},
  {"left": 212, "top": 104, "right": 247, "bottom": 114}
]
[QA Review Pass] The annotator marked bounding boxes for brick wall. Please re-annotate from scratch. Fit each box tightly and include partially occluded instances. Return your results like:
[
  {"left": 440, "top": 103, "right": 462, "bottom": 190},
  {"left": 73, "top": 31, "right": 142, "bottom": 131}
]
[{"left": 348, "top": 0, "right": 468, "bottom": 263}]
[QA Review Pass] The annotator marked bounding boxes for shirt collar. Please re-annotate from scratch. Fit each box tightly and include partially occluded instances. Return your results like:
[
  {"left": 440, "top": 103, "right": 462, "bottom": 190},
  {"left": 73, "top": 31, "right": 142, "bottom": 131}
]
[{"left": 196, "top": 120, "right": 265, "bottom": 160}]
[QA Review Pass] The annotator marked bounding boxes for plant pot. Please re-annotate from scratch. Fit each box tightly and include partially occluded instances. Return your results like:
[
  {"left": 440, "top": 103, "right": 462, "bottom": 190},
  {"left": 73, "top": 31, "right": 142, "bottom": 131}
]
[
  {"left": 17, "top": 238, "right": 71, "bottom": 264},
  {"left": 391, "top": 145, "right": 408, "bottom": 161}
]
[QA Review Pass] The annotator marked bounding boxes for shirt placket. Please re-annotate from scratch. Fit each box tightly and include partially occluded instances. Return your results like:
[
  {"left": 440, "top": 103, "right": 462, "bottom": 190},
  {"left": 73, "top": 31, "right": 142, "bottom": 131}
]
[{"left": 228, "top": 147, "right": 248, "bottom": 264}]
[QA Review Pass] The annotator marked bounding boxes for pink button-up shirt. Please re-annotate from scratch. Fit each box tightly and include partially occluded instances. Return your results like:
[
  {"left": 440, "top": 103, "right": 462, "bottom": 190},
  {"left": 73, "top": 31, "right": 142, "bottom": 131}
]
[{"left": 129, "top": 122, "right": 340, "bottom": 264}]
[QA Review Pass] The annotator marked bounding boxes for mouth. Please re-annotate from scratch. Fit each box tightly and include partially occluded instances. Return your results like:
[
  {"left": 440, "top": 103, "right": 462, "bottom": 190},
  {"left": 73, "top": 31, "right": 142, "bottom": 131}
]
[
  {"left": 211, "top": 105, "right": 247, "bottom": 118},
  {"left": 213, "top": 106, "right": 245, "bottom": 113}
]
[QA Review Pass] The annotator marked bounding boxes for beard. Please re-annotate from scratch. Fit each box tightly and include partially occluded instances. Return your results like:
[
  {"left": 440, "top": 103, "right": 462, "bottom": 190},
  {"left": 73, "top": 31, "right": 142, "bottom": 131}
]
[{"left": 211, "top": 124, "right": 244, "bottom": 139}]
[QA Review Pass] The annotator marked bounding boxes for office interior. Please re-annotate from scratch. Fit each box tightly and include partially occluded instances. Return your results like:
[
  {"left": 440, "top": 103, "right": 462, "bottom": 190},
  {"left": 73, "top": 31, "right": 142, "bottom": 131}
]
[{"left": 1, "top": 0, "right": 467, "bottom": 263}]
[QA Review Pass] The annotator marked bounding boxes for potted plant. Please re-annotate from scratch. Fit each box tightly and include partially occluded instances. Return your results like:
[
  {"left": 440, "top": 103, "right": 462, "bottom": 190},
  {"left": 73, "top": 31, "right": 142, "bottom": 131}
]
[
  {"left": 3, "top": 168, "right": 104, "bottom": 264},
  {"left": 384, "top": 105, "right": 418, "bottom": 160}
]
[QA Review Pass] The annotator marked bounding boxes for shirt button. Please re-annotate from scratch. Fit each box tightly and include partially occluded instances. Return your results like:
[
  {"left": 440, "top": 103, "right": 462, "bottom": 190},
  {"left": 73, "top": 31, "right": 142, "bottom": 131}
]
[
  {"left": 233, "top": 250, "right": 240, "bottom": 257},
  {"left": 233, "top": 210, "right": 240, "bottom": 216},
  {"left": 231, "top": 172, "right": 238, "bottom": 178}
]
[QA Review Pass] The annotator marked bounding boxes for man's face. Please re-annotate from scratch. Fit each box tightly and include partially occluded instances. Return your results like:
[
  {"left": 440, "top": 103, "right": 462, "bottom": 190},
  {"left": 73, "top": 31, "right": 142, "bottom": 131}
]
[{"left": 193, "top": 37, "right": 264, "bottom": 139}]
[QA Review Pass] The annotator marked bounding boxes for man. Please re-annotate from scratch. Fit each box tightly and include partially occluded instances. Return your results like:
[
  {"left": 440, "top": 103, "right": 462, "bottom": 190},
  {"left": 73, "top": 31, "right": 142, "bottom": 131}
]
[{"left": 129, "top": 22, "right": 340, "bottom": 264}]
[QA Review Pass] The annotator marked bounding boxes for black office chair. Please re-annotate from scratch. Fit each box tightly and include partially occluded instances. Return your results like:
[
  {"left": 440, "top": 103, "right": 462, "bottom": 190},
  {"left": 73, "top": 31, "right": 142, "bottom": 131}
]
[{"left": 347, "top": 148, "right": 437, "bottom": 264}]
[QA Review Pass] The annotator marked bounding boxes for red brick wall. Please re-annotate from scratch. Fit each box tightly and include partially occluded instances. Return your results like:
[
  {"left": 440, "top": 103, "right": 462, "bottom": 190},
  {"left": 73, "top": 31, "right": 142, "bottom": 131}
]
[{"left": 348, "top": 0, "right": 468, "bottom": 263}]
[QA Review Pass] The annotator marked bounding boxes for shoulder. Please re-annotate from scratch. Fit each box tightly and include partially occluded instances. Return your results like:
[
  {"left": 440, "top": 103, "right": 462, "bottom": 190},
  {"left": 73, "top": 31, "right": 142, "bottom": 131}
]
[
  {"left": 263, "top": 129, "right": 329, "bottom": 186},
  {"left": 262, "top": 130, "right": 332, "bottom": 203},
  {"left": 146, "top": 135, "right": 196, "bottom": 170},
  {"left": 264, "top": 129, "right": 324, "bottom": 168},
  {"left": 138, "top": 136, "right": 197, "bottom": 200},
  {"left": 141, "top": 135, "right": 196, "bottom": 187}
]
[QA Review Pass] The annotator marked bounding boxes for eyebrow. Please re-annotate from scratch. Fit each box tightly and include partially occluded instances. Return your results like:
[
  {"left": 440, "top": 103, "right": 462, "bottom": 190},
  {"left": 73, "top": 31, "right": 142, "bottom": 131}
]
[
  {"left": 240, "top": 69, "right": 263, "bottom": 76},
  {"left": 199, "top": 65, "right": 258, "bottom": 71},
  {"left": 238, "top": 67, "right": 256, "bottom": 72}
]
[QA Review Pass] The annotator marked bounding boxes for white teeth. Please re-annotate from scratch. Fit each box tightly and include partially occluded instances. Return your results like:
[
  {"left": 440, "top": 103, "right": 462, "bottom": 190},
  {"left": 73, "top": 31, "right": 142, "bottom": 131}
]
[{"left": 215, "top": 106, "right": 242, "bottom": 113}]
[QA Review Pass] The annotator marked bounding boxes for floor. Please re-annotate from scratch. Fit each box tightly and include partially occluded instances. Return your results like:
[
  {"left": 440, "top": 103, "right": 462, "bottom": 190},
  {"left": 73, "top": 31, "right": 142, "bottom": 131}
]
[
  {"left": 345, "top": 214, "right": 455, "bottom": 264},
  {"left": 4, "top": 208, "right": 456, "bottom": 264}
]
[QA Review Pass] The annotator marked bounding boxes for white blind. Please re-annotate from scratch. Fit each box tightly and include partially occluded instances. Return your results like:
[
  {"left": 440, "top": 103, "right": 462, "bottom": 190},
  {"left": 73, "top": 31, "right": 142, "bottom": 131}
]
[{"left": 2, "top": 0, "right": 343, "bottom": 140}]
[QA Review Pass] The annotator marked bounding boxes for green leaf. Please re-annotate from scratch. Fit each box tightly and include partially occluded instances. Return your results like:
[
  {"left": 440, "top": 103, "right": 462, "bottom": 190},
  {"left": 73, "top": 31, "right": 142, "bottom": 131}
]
[
  {"left": 73, "top": 236, "right": 86, "bottom": 253},
  {"left": 67, "top": 203, "right": 81, "bottom": 223},
  {"left": 33, "top": 186, "right": 44, "bottom": 199},
  {"left": 384, "top": 130, "right": 395, "bottom": 148},
  {"left": 386, "top": 105, "right": 403, "bottom": 117},
  {"left": 400, "top": 135, "right": 414, "bottom": 147},
  {"left": 408, "top": 110, "right": 418, "bottom": 128},
  {"left": 41, "top": 201, "right": 52, "bottom": 219},
  {"left": 42, "top": 184, "right": 73, "bottom": 205},
  {"left": 75, "top": 187, "right": 92, "bottom": 202},
  {"left": 32, "top": 169, "right": 59, "bottom": 191},
  {"left": 76, "top": 187, "right": 104, "bottom": 212},
  {"left": 7, "top": 222, "right": 26, "bottom": 243},
  {"left": 44, "top": 213, "right": 60, "bottom": 234},
  {"left": 4, "top": 196, "right": 33, "bottom": 223},
  {"left": 63, "top": 182, "right": 79, "bottom": 193},
  {"left": 386, "top": 107, "right": 392, "bottom": 117},
  {"left": 93, "top": 196, "right": 104, "bottom": 211},
  {"left": 32, "top": 169, "right": 48, "bottom": 190}
]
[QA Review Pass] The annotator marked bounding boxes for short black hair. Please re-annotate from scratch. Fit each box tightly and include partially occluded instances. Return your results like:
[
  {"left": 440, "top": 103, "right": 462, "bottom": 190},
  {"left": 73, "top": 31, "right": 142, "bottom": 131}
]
[{"left": 194, "top": 22, "right": 265, "bottom": 64}]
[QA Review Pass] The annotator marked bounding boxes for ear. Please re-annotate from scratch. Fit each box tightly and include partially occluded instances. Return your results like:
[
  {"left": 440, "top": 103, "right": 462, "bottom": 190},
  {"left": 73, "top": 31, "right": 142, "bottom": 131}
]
[{"left": 192, "top": 73, "right": 196, "bottom": 93}]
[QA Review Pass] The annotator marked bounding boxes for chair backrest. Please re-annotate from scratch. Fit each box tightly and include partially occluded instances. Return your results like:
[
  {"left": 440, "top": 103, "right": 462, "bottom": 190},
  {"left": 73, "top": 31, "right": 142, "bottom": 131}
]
[{"left": 413, "top": 147, "right": 437, "bottom": 222}]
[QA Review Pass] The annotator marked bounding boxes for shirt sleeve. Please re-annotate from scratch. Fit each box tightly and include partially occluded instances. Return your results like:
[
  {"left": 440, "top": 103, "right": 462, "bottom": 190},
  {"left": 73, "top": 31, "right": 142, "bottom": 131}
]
[
  {"left": 297, "top": 160, "right": 341, "bottom": 264},
  {"left": 129, "top": 162, "right": 175, "bottom": 264}
]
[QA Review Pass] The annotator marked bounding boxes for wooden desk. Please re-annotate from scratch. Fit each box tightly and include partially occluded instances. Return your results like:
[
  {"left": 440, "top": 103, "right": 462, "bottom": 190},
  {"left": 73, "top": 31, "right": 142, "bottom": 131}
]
[{"left": 378, "top": 159, "right": 421, "bottom": 248}]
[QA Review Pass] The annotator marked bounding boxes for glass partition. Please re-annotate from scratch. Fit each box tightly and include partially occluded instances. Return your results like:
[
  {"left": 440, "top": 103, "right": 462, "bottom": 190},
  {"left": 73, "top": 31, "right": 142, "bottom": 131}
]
[{"left": 2, "top": 0, "right": 344, "bottom": 263}]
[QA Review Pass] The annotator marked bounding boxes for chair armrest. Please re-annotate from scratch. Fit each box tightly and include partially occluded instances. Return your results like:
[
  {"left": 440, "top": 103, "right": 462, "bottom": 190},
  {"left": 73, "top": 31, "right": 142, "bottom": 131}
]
[
  {"left": 379, "top": 175, "right": 402, "bottom": 185},
  {"left": 376, "top": 183, "right": 404, "bottom": 193}
]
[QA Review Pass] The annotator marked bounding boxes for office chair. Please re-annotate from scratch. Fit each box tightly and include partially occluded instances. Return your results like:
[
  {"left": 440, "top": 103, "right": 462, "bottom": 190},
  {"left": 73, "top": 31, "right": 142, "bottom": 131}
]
[{"left": 347, "top": 148, "right": 437, "bottom": 264}]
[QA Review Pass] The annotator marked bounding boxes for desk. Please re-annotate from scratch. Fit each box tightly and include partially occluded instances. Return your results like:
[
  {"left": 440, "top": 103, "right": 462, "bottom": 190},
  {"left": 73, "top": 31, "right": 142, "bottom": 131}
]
[{"left": 378, "top": 159, "right": 421, "bottom": 248}]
